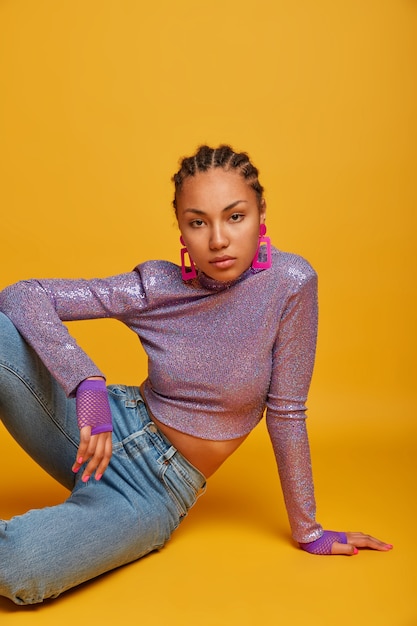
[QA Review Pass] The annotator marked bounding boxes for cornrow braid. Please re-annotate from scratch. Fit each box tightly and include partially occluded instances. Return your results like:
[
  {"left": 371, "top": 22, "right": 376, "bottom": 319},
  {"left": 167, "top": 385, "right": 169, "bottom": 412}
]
[{"left": 172, "top": 144, "right": 264, "bottom": 211}]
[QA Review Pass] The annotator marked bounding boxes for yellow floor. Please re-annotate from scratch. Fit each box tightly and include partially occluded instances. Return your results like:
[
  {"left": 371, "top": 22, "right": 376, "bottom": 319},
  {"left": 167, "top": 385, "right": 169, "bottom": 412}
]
[
  {"left": 0, "top": 391, "right": 415, "bottom": 625},
  {"left": 0, "top": 0, "right": 415, "bottom": 623}
]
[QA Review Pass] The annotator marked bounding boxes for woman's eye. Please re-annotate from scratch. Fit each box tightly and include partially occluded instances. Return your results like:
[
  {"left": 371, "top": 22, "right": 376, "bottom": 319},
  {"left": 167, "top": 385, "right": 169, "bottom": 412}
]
[
  {"left": 230, "top": 213, "right": 244, "bottom": 223},
  {"left": 190, "top": 219, "right": 204, "bottom": 228}
]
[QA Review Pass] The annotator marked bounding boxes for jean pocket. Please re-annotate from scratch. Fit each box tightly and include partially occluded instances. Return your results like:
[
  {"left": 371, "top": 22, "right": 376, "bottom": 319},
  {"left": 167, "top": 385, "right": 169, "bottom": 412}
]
[{"left": 159, "top": 458, "right": 199, "bottom": 518}]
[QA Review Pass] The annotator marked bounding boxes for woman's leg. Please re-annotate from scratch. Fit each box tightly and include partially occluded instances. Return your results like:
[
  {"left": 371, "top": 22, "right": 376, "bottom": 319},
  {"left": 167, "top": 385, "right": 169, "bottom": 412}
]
[
  {"left": 0, "top": 312, "right": 79, "bottom": 488},
  {"left": 0, "top": 316, "right": 205, "bottom": 604},
  {"left": 0, "top": 388, "right": 205, "bottom": 605}
]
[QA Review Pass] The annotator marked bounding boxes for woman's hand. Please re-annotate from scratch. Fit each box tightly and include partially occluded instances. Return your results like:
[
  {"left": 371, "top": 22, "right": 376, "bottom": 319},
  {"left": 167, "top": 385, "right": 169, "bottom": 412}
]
[
  {"left": 300, "top": 530, "right": 393, "bottom": 555},
  {"left": 72, "top": 428, "right": 113, "bottom": 482},
  {"left": 331, "top": 532, "right": 393, "bottom": 556},
  {"left": 72, "top": 376, "right": 113, "bottom": 481}
]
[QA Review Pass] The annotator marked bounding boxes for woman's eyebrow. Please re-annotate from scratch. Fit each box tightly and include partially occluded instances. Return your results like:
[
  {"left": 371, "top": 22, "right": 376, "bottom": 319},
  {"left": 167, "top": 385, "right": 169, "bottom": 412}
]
[{"left": 183, "top": 200, "right": 248, "bottom": 215}]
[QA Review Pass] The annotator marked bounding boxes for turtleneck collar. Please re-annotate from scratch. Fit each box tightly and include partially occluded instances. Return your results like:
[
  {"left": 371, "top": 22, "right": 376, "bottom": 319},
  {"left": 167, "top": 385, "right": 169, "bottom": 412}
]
[{"left": 194, "top": 265, "right": 266, "bottom": 292}]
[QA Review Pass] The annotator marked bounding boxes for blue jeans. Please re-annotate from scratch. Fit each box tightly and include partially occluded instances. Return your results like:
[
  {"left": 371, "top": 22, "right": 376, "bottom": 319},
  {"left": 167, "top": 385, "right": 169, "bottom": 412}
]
[{"left": 0, "top": 313, "right": 206, "bottom": 605}]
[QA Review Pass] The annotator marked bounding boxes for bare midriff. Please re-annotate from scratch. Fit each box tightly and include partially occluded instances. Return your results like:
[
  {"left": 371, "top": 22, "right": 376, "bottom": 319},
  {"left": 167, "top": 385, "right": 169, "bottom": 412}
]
[{"left": 150, "top": 413, "right": 248, "bottom": 478}]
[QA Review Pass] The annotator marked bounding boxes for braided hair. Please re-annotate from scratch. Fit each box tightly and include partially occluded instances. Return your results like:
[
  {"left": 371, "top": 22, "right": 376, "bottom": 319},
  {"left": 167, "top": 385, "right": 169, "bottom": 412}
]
[{"left": 172, "top": 145, "right": 264, "bottom": 212}]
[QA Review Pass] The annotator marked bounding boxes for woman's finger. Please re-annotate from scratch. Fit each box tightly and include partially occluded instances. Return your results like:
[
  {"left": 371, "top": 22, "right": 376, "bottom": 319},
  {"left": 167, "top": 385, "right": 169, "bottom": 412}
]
[
  {"left": 80, "top": 432, "right": 112, "bottom": 482},
  {"left": 331, "top": 541, "right": 358, "bottom": 556},
  {"left": 328, "top": 532, "right": 393, "bottom": 555},
  {"left": 72, "top": 425, "right": 92, "bottom": 474},
  {"left": 345, "top": 532, "right": 393, "bottom": 551},
  {"left": 89, "top": 433, "right": 113, "bottom": 481}
]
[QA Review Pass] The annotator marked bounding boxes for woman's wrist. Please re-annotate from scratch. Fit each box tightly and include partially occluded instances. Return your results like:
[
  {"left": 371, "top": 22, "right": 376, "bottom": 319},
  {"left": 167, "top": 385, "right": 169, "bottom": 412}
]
[{"left": 299, "top": 530, "right": 347, "bottom": 555}]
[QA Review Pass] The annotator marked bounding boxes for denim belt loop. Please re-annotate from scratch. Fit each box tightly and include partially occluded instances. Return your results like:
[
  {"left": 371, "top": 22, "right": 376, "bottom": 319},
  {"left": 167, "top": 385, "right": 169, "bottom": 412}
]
[
  {"left": 161, "top": 445, "right": 177, "bottom": 464},
  {"left": 123, "top": 385, "right": 142, "bottom": 408}
]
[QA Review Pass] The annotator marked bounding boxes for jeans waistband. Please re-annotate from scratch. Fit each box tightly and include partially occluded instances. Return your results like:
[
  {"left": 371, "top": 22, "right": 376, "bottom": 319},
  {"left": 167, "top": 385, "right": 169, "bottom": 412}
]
[{"left": 109, "top": 384, "right": 207, "bottom": 492}]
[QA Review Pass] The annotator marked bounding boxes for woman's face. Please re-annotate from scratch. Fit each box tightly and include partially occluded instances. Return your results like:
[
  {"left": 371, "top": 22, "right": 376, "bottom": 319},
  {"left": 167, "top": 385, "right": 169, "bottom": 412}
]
[{"left": 176, "top": 168, "right": 266, "bottom": 282}]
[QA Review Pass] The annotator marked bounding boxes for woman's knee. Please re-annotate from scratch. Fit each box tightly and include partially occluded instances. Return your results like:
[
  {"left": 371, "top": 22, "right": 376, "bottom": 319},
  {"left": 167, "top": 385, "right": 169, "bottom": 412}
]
[
  {"left": 0, "top": 313, "right": 29, "bottom": 368},
  {"left": 0, "top": 313, "right": 51, "bottom": 398}
]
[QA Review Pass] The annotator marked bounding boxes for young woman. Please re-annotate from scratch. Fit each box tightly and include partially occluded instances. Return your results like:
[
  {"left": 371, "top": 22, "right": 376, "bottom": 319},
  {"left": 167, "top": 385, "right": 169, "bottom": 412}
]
[{"left": 0, "top": 145, "right": 392, "bottom": 605}]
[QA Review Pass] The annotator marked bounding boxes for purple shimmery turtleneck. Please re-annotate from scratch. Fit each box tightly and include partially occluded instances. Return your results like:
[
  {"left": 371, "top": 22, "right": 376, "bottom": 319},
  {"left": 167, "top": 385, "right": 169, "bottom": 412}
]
[{"left": 0, "top": 247, "right": 323, "bottom": 542}]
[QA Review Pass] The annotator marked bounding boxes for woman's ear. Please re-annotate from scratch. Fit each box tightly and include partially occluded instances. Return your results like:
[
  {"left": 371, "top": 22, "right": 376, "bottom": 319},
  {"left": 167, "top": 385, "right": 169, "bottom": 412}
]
[{"left": 259, "top": 198, "right": 267, "bottom": 222}]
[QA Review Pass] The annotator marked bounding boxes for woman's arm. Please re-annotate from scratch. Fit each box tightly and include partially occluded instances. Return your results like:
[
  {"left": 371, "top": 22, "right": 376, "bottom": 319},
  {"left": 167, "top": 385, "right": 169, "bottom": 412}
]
[
  {"left": 0, "top": 271, "right": 144, "bottom": 480},
  {"left": 266, "top": 269, "right": 392, "bottom": 554},
  {"left": 266, "top": 269, "right": 321, "bottom": 543},
  {"left": 0, "top": 272, "right": 143, "bottom": 396}
]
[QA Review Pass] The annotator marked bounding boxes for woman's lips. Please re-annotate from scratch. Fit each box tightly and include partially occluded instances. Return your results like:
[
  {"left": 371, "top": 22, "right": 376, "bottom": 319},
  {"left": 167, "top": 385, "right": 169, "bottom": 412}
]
[{"left": 209, "top": 256, "right": 236, "bottom": 269}]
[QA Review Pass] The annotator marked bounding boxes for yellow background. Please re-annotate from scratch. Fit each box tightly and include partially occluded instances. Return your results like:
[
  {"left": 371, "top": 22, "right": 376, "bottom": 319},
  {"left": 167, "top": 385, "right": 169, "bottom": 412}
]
[{"left": 0, "top": 0, "right": 416, "bottom": 624}]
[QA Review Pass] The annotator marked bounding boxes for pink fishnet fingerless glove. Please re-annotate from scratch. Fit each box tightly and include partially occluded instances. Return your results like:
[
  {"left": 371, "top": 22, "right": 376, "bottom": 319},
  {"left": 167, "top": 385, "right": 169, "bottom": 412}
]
[
  {"left": 299, "top": 530, "right": 347, "bottom": 555},
  {"left": 75, "top": 379, "right": 113, "bottom": 435}
]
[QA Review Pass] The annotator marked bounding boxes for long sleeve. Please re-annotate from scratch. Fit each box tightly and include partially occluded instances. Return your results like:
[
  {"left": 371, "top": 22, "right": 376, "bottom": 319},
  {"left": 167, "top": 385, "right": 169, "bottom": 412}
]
[
  {"left": 265, "top": 270, "right": 323, "bottom": 543},
  {"left": 0, "top": 272, "right": 145, "bottom": 396}
]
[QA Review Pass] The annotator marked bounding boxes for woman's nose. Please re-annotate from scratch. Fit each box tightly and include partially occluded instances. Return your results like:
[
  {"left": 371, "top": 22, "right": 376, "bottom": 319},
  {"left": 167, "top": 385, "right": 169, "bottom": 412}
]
[{"left": 209, "top": 225, "right": 229, "bottom": 250}]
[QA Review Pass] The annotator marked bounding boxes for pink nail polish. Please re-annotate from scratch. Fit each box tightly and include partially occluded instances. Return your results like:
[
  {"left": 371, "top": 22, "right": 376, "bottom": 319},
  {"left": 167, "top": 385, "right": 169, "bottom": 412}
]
[
  {"left": 95, "top": 473, "right": 102, "bottom": 481},
  {"left": 353, "top": 548, "right": 359, "bottom": 555},
  {"left": 78, "top": 457, "right": 83, "bottom": 464},
  {"left": 82, "top": 475, "right": 90, "bottom": 483}
]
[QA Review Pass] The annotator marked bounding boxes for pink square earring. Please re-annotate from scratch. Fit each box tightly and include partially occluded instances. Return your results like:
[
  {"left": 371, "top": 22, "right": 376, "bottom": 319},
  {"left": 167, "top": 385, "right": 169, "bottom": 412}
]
[
  {"left": 180, "top": 236, "right": 197, "bottom": 280},
  {"left": 251, "top": 224, "right": 272, "bottom": 270}
]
